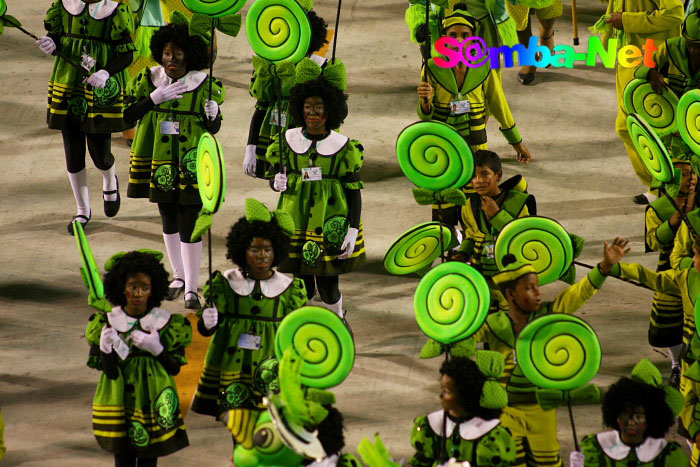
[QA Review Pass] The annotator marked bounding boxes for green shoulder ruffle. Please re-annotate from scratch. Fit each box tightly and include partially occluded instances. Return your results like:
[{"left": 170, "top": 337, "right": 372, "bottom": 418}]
[
  {"left": 85, "top": 312, "right": 108, "bottom": 369},
  {"left": 287, "top": 277, "right": 309, "bottom": 311},
  {"left": 580, "top": 434, "right": 602, "bottom": 467},
  {"left": 339, "top": 139, "right": 365, "bottom": 190},
  {"left": 203, "top": 271, "right": 231, "bottom": 316},
  {"left": 160, "top": 313, "right": 193, "bottom": 365},
  {"left": 112, "top": 4, "right": 136, "bottom": 53},
  {"left": 44, "top": 0, "right": 63, "bottom": 35},
  {"left": 409, "top": 415, "right": 436, "bottom": 462},
  {"left": 476, "top": 424, "right": 516, "bottom": 467}
]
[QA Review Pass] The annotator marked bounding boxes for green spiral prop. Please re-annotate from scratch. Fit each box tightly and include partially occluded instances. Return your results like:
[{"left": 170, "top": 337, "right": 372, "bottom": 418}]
[
  {"left": 414, "top": 262, "right": 489, "bottom": 343},
  {"left": 383, "top": 222, "right": 452, "bottom": 275},
  {"left": 626, "top": 113, "right": 674, "bottom": 184},
  {"left": 73, "top": 220, "right": 104, "bottom": 299},
  {"left": 196, "top": 132, "right": 226, "bottom": 213},
  {"left": 494, "top": 217, "right": 573, "bottom": 286},
  {"left": 678, "top": 89, "right": 700, "bottom": 156},
  {"left": 183, "top": 0, "right": 247, "bottom": 18},
  {"left": 623, "top": 79, "right": 678, "bottom": 137},
  {"left": 275, "top": 306, "right": 355, "bottom": 388},
  {"left": 516, "top": 314, "right": 602, "bottom": 391},
  {"left": 246, "top": 0, "right": 311, "bottom": 64},
  {"left": 396, "top": 121, "right": 474, "bottom": 191}
]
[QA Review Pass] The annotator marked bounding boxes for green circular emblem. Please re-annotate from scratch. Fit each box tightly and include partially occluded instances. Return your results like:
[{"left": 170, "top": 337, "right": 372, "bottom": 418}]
[
  {"left": 323, "top": 216, "right": 349, "bottom": 253},
  {"left": 221, "top": 382, "right": 251, "bottom": 409},
  {"left": 253, "top": 357, "right": 279, "bottom": 395},
  {"left": 181, "top": 148, "right": 198, "bottom": 183},
  {"left": 154, "top": 387, "right": 179, "bottom": 429},
  {"left": 302, "top": 241, "right": 322, "bottom": 268},
  {"left": 68, "top": 96, "right": 88, "bottom": 120},
  {"left": 93, "top": 76, "right": 121, "bottom": 108},
  {"left": 128, "top": 421, "right": 150, "bottom": 448},
  {"left": 154, "top": 164, "right": 178, "bottom": 192}
]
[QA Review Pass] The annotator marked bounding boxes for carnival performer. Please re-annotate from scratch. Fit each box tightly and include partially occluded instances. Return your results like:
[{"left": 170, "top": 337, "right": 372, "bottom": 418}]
[{"left": 507, "top": 2, "right": 560, "bottom": 85}]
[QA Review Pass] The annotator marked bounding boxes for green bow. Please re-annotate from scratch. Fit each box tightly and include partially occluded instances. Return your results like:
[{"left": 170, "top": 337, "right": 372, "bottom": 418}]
[
  {"left": 475, "top": 350, "right": 508, "bottom": 410},
  {"left": 536, "top": 384, "right": 600, "bottom": 411},
  {"left": 298, "top": 0, "right": 314, "bottom": 13},
  {"left": 246, "top": 198, "right": 296, "bottom": 237},
  {"left": 0, "top": 12, "right": 21, "bottom": 35},
  {"left": 253, "top": 56, "right": 296, "bottom": 86},
  {"left": 412, "top": 187, "right": 467, "bottom": 206},
  {"left": 295, "top": 57, "right": 347, "bottom": 92},
  {"left": 190, "top": 12, "right": 242, "bottom": 39},
  {"left": 630, "top": 358, "right": 684, "bottom": 417},
  {"left": 419, "top": 337, "right": 476, "bottom": 359},
  {"left": 559, "top": 233, "right": 585, "bottom": 285},
  {"left": 357, "top": 434, "right": 401, "bottom": 467},
  {"left": 103, "top": 249, "right": 164, "bottom": 272}
]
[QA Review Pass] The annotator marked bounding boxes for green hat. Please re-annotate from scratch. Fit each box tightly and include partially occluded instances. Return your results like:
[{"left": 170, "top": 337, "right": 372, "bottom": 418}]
[
  {"left": 684, "top": 12, "right": 700, "bottom": 42},
  {"left": 245, "top": 198, "right": 295, "bottom": 237},
  {"left": 492, "top": 254, "right": 536, "bottom": 286},
  {"left": 630, "top": 359, "right": 684, "bottom": 417}
]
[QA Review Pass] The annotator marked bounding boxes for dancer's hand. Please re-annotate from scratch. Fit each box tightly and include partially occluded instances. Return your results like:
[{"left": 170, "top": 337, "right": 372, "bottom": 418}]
[
  {"left": 36, "top": 36, "right": 56, "bottom": 55},
  {"left": 338, "top": 227, "right": 359, "bottom": 260},
  {"left": 273, "top": 172, "right": 288, "bottom": 192},
  {"left": 99, "top": 326, "right": 118, "bottom": 354},
  {"left": 202, "top": 307, "right": 219, "bottom": 330},
  {"left": 648, "top": 68, "right": 669, "bottom": 94},
  {"left": 244, "top": 145, "right": 257, "bottom": 178},
  {"left": 512, "top": 141, "right": 531, "bottom": 164},
  {"left": 204, "top": 100, "right": 219, "bottom": 120},
  {"left": 131, "top": 329, "right": 164, "bottom": 356},
  {"left": 150, "top": 81, "right": 187, "bottom": 105},
  {"left": 85, "top": 70, "right": 109, "bottom": 89},
  {"left": 605, "top": 12, "right": 624, "bottom": 30},
  {"left": 600, "top": 237, "right": 630, "bottom": 274},
  {"left": 417, "top": 82, "right": 433, "bottom": 113},
  {"left": 480, "top": 195, "right": 500, "bottom": 219},
  {"left": 569, "top": 451, "right": 585, "bottom": 467}
]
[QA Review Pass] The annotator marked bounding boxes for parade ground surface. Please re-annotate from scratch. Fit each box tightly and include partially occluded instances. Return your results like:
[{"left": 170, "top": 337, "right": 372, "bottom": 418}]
[{"left": 0, "top": 0, "right": 682, "bottom": 465}]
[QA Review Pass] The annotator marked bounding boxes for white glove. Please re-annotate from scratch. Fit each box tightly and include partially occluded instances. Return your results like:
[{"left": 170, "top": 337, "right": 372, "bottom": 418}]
[
  {"left": 84, "top": 69, "right": 109, "bottom": 89},
  {"left": 274, "top": 172, "right": 288, "bottom": 192},
  {"left": 36, "top": 36, "right": 56, "bottom": 55},
  {"left": 338, "top": 227, "right": 359, "bottom": 260},
  {"left": 150, "top": 81, "right": 187, "bottom": 105},
  {"left": 437, "top": 459, "right": 471, "bottom": 467},
  {"left": 202, "top": 307, "right": 219, "bottom": 330},
  {"left": 569, "top": 451, "right": 585, "bottom": 467},
  {"left": 99, "top": 326, "right": 119, "bottom": 354},
  {"left": 204, "top": 99, "right": 219, "bottom": 120},
  {"left": 244, "top": 144, "right": 257, "bottom": 178},
  {"left": 130, "top": 328, "right": 164, "bottom": 356}
]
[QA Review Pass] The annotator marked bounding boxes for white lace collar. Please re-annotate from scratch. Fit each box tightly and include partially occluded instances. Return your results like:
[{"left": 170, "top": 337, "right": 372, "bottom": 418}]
[
  {"left": 223, "top": 268, "right": 293, "bottom": 298},
  {"left": 285, "top": 127, "right": 349, "bottom": 156},
  {"left": 596, "top": 430, "right": 667, "bottom": 463},
  {"left": 427, "top": 410, "right": 501, "bottom": 440},
  {"left": 62, "top": 0, "right": 119, "bottom": 19},
  {"left": 307, "top": 454, "right": 338, "bottom": 467},
  {"left": 107, "top": 306, "right": 171, "bottom": 333},
  {"left": 309, "top": 54, "right": 327, "bottom": 67},
  {"left": 150, "top": 66, "right": 208, "bottom": 93}
]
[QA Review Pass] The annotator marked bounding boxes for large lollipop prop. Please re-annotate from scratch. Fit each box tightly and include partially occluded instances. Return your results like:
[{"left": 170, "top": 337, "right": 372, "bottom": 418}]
[
  {"left": 623, "top": 79, "right": 678, "bottom": 137},
  {"left": 384, "top": 222, "right": 452, "bottom": 276},
  {"left": 73, "top": 220, "right": 105, "bottom": 302},
  {"left": 678, "top": 89, "right": 700, "bottom": 157},
  {"left": 516, "top": 314, "right": 602, "bottom": 450}
]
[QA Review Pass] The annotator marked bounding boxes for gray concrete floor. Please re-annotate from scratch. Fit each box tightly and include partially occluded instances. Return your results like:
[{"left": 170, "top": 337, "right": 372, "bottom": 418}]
[{"left": 0, "top": 0, "right": 687, "bottom": 465}]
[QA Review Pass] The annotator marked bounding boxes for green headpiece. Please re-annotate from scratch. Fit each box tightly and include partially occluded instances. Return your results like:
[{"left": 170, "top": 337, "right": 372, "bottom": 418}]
[
  {"left": 419, "top": 337, "right": 475, "bottom": 359},
  {"left": 475, "top": 351, "right": 507, "bottom": 410},
  {"left": 245, "top": 198, "right": 296, "bottom": 237},
  {"left": 684, "top": 11, "right": 700, "bottom": 42},
  {"left": 298, "top": 0, "right": 313, "bottom": 12},
  {"left": 252, "top": 56, "right": 297, "bottom": 86},
  {"left": 103, "top": 249, "right": 164, "bottom": 272},
  {"left": 295, "top": 57, "right": 347, "bottom": 92},
  {"left": 536, "top": 384, "right": 601, "bottom": 411},
  {"left": 492, "top": 255, "right": 536, "bottom": 286},
  {"left": 189, "top": 12, "right": 242, "bottom": 39},
  {"left": 630, "top": 359, "right": 684, "bottom": 417}
]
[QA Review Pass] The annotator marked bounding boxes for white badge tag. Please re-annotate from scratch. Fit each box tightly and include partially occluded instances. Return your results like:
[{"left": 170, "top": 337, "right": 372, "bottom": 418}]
[
  {"left": 114, "top": 337, "right": 130, "bottom": 360},
  {"left": 270, "top": 110, "right": 287, "bottom": 127},
  {"left": 450, "top": 99, "right": 471, "bottom": 115},
  {"left": 513, "top": 349, "right": 518, "bottom": 365},
  {"left": 81, "top": 52, "right": 96, "bottom": 72},
  {"left": 160, "top": 120, "right": 180, "bottom": 135},
  {"left": 238, "top": 333, "right": 262, "bottom": 350},
  {"left": 301, "top": 167, "right": 322, "bottom": 181},
  {"left": 484, "top": 243, "right": 495, "bottom": 259}
]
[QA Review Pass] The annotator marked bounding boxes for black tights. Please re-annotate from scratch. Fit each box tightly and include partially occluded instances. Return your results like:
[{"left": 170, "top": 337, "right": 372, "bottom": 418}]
[
  {"left": 114, "top": 454, "right": 157, "bottom": 467},
  {"left": 62, "top": 128, "right": 114, "bottom": 173},
  {"left": 158, "top": 202, "right": 202, "bottom": 243},
  {"left": 298, "top": 274, "right": 340, "bottom": 304}
]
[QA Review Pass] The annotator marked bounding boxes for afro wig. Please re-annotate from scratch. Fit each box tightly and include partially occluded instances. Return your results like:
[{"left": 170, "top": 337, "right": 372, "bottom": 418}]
[
  {"left": 307, "top": 10, "right": 328, "bottom": 55},
  {"left": 289, "top": 78, "right": 348, "bottom": 132},
  {"left": 103, "top": 251, "right": 169, "bottom": 311},
  {"left": 602, "top": 377, "right": 676, "bottom": 439},
  {"left": 150, "top": 22, "right": 210, "bottom": 71},
  {"left": 440, "top": 357, "right": 502, "bottom": 421},
  {"left": 226, "top": 217, "right": 291, "bottom": 271},
  {"left": 315, "top": 406, "right": 345, "bottom": 458}
]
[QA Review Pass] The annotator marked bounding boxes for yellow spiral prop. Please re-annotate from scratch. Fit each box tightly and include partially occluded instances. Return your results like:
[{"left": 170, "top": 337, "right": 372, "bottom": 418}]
[
  {"left": 623, "top": 79, "right": 678, "bottom": 137},
  {"left": 626, "top": 113, "right": 674, "bottom": 184}
]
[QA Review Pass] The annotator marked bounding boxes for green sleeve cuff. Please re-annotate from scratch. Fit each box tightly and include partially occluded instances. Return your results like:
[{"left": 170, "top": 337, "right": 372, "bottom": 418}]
[
  {"left": 689, "top": 419, "right": 700, "bottom": 440},
  {"left": 656, "top": 220, "right": 677, "bottom": 245},
  {"left": 587, "top": 265, "right": 609, "bottom": 289},
  {"left": 417, "top": 102, "right": 432, "bottom": 120},
  {"left": 459, "top": 238, "right": 475, "bottom": 255},
  {"left": 681, "top": 257, "right": 694, "bottom": 270},
  {"left": 490, "top": 209, "right": 513, "bottom": 231},
  {"left": 501, "top": 125, "right": 522, "bottom": 145},
  {"left": 634, "top": 65, "right": 652, "bottom": 80}
]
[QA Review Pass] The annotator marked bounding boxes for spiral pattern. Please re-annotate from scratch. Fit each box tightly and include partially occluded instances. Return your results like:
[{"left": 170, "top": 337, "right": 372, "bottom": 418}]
[
  {"left": 396, "top": 121, "right": 474, "bottom": 191},
  {"left": 495, "top": 217, "right": 573, "bottom": 286},
  {"left": 73, "top": 220, "right": 104, "bottom": 299},
  {"left": 183, "top": 0, "right": 247, "bottom": 18},
  {"left": 515, "top": 314, "right": 602, "bottom": 391},
  {"left": 275, "top": 306, "right": 355, "bottom": 388},
  {"left": 678, "top": 89, "right": 700, "bottom": 156},
  {"left": 623, "top": 79, "right": 678, "bottom": 137},
  {"left": 627, "top": 113, "right": 674, "bottom": 183},
  {"left": 414, "top": 262, "right": 489, "bottom": 343},
  {"left": 384, "top": 222, "right": 453, "bottom": 275},
  {"left": 246, "top": 0, "right": 311, "bottom": 64},
  {"left": 196, "top": 132, "right": 226, "bottom": 213}
]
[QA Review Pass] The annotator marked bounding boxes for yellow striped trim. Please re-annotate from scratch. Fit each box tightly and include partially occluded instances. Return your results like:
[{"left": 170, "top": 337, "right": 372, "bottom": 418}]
[{"left": 94, "top": 429, "right": 127, "bottom": 438}]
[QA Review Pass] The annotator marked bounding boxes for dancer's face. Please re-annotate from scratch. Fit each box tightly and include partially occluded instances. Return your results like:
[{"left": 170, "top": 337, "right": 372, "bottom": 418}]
[
  {"left": 439, "top": 374, "right": 467, "bottom": 418},
  {"left": 246, "top": 237, "right": 274, "bottom": 280},
  {"left": 472, "top": 165, "right": 502, "bottom": 197},
  {"left": 677, "top": 162, "right": 697, "bottom": 194},
  {"left": 162, "top": 42, "right": 187, "bottom": 79},
  {"left": 123, "top": 273, "right": 152, "bottom": 316},
  {"left": 617, "top": 405, "right": 647, "bottom": 446},
  {"left": 445, "top": 24, "right": 474, "bottom": 47},
  {"left": 506, "top": 273, "right": 542, "bottom": 314},
  {"left": 303, "top": 96, "right": 327, "bottom": 135},
  {"left": 686, "top": 39, "right": 700, "bottom": 63},
  {"left": 693, "top": 246, "right": 700, "bottom": 273}
]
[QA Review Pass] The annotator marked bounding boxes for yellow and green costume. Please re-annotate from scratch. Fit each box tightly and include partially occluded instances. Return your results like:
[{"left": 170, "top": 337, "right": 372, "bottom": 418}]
[
  {"left": 506, "top": 0, "right": 563, "bottom": 33},
  {"left": 679, "top": 335, "right": 700, "bottom": 466}
]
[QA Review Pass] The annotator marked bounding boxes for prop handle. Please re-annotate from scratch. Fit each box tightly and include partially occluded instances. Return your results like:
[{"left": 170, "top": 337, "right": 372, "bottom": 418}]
[
  {"left": 567, "top": 400, "right": 580, "bottom": 452},
  {"left": 206, "top": 230, "right": 213, "bottom": 307},
  {"left": 208, "top": 22, "right": 215, "bottom": 101},
  {"left": 422, "top": 0, "right": 431, "bottom": 105},
  {"left": 571, "top": 0, "right": 579, "bottom": 45},
  {"left": 275, "top": 75, "right": 287, "bottom": 173},
  {"left": 331, "top": 0, "right": 343, "bottom": 63},
  {"left": 437, "top": 202, "right": 446, "bottom": 263},
  {"left": 572, "top": 261, "right": 651, "bottom": 290},
  {"left": 17, "top": 25, "right": 39, "bottom": 40},
  {"left": 664, "top": 192, "right": 700, "bottom": 239}
]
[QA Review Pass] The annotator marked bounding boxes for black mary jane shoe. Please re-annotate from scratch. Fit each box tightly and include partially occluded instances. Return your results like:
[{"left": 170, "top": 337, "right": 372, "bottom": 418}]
[
  {"left": 67, "top": 211, "right": 91, "bottom": 236},
  {"left": 104, "top": 175, "right": 120, "bottom": 218},
  {"left": 184, "top": 292, "right": 201, "bottom": 310},
  {"left": 632, "top": 193, "right": 650, "bottom": 205},
  {"left": 166, "top": 278, "right": 185, "bottom": 301}
]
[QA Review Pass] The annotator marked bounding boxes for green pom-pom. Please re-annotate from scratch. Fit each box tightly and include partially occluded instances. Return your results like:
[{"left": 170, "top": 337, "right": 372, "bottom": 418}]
[
  {"left": 438, "top": 188, "right": 467, "bottom": 206},
  {"left": 419, "top": 338, "right": 444, "bottom": 359},
  {"left": 412, "top": 187, "right": 435, "bottom": 205},
  {"left": 569, "top": 233, "right": 585, "bottom": 259},
  {"left": 450, "top": 338, "right": 476, "bottom": 358},
  {"left": 404, "top": 3, "right": 426, "bottom": 44},
  {"left": 559, "top": 263, "right": 577, "bottom": 285},
  {"left": 307, "top": 388, "right": 336, "bottom": 406}
]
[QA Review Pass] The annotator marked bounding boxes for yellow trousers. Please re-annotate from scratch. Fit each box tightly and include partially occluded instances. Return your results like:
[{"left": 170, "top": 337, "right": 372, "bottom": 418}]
[
  {"left": 506, "top": 0, "right": 563, "bottom": 31},
  {"left": 501, "top": 404, "right": 563, "bottom": 467},
  {"left": 0, "top": 408, "right": 5, "bottom": 461}
]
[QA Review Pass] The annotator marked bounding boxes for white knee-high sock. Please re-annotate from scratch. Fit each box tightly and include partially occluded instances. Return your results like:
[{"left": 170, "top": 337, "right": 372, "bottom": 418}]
[
  {"left": 181, "top": 241, "right": 202, "bottom": 296},
  {"left": 323, "top": 295, "right": 344, "bottom": 318},
  {"left": 98, "top": 164, "right": 118, "bottom": 201},
  {"left": 67, "top": 168, "right": 90, "bottom": 218},
  {"left": 669, "top": 344, "right": 682, "bottom": 368},
  {"left": 163, "top": 233, "right": 184, "bottom": 285}
]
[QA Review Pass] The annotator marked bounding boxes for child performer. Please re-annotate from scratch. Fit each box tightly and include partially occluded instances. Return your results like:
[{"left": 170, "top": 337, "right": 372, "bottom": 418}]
[
  {"left": 37, "top": 0, "right": 136, "bottom": 235},
  {"left": 124, "top": 21, "right": 224, "bottom": 309},
  {"left": 191, "top": 199, "right": 307, "bottom": 416},
  {"left": 86, "top": 251, "right": 192, "bottom": 466}
]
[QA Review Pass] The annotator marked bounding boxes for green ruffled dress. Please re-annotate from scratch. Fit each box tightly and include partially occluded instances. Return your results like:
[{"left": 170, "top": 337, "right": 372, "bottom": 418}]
[
  {"left": 86, "top": 307, "right": 192, "bottom": 458},
  {"left": 580, "top": 431, "right": 689, "bottom": 466},
  {"left": 44, "top": 0, "right": 135, "bottom": 132},
  {"left": 191, "top": 269, "right": 307, "bottom": 415}
]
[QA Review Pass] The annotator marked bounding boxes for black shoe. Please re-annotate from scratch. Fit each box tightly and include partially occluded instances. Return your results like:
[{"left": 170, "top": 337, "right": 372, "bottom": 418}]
[
  {"left": 670, "top": 366, "right": 681, "bottom": 390},
  {"left": 184, "top": 292, "right": 201, "bottom": 310},
  {"left": 341, "top": 314, "right": 354, "bottom": 340},
  {"left": 632, "top": 193, "right": 650, "bottom": 205},
  {"left": 517, "top": 72, "right": 536, "bottom": 85},
  {"left": 104, "top": 175, "right": 120, "bottom": 217},
  {"left": 67, "top": 211, "right": 91, "bottom": 236},
  {"left": 166, "top": 278, "right": 185, "bottom": 301}
]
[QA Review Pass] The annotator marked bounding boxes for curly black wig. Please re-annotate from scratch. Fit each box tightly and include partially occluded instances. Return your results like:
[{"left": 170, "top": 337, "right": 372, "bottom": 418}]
[
  {"left": 440, "top": 357, "right": 502, "bottom": 421},
  {"left": 150, "top": 23, "right": 210, "bottom": 71},
  {"left": 602, "top": 377, "right": 675, "bottom": 438},
  {"left": 316, "top": 406, "right": 345, "bottom": 458},
  {"left": 307, "top": 10, "right": 328, "bottom": 55},
  {"left": 225, "top": 217, "right": 291, "bottom": 271},
  {"left": 103, "top": 251, "right": 169, "bottom": 310},
  {"left": 289, "top": 78, "right": 348, "bottom": 132}
]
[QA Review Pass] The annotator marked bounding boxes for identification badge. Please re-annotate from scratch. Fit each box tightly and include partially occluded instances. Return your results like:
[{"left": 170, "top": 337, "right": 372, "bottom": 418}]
[
  {"left": 450, "top": 99, "right": 471, "bottom": 115},
  {"left": 160, "top": 120, "right": 180, "bottom": 135},
  {"left": 270, "top": 110, "right": 287, "bottom": 127},
  {"left": 513, "top": 349, "right": 517, "bottom": 365},
  {"left": 238, "top": 333, "right": 262, "bottom": 350},
  {"left": 114, "top": 337, "right": 130, "bottom": 360},
  {"left": 301, "top": 167, "right": 322, "bottom": 181},
  {"left": 484, "top": 243, "right": 495, "bottom": 259},
  {"left": 81, "top": 52, "right": 96, "bottom": 72}
]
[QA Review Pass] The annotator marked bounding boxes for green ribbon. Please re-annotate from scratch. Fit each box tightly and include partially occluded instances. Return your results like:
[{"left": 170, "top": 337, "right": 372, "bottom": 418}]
[
  {"left": 419, "top": 337, "right": 476, "bottom": 359},
  {"left": 0, "top": 14, "right": 21, "bottom": 35},
  {"left": 412, "top": 187, "right": 467, "bottom": 206},
  {"left": 630, "top": 358, "right": 683, "bottom": 417},
  {"left": 536, "top": 384, "right": 600, "bottom": 411},
  {"left": 295, "top": 57, "right": 347, "bottom": 91},
  {"left": 245, "top": 198, "right": 296, "bottom": 237},
  {"left": 190, "top": 12, "right": 242, "bottom": 39},
  {"left": 103, "top": 249, "right": 164, "bottom": 272},
  {"left": 475, "top": 350, "right": 508, "bottom": 410},
  {"left": 253, "top": 56, "right": 296, "bottom": 85}
]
